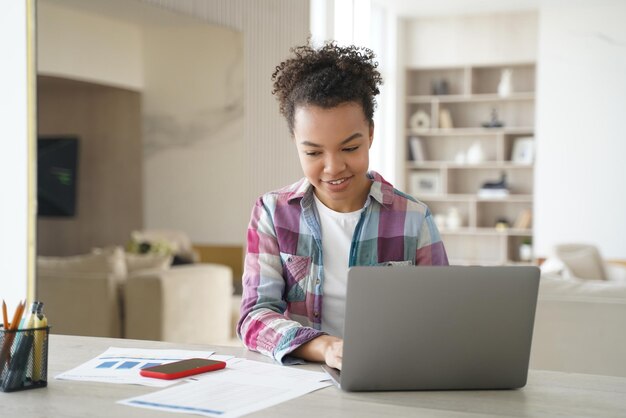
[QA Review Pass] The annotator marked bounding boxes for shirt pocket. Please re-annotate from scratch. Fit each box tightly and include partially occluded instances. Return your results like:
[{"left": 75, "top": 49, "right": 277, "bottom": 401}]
[
  {"left": 280, "top": 253, "right": 311, "bottom": 302},
  {"left": 375, "top": 260, "right": 414, "bottom": 267}
]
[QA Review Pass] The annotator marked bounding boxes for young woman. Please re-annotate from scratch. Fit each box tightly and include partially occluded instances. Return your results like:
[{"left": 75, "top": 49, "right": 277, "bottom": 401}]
[{"left": 238, "top": 43, "right": 448, "bottom": 369}]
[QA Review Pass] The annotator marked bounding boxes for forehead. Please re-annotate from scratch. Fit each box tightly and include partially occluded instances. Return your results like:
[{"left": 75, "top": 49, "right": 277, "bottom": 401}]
[{"left": 293, "top": 102, "right": 368, "bottom": 138}]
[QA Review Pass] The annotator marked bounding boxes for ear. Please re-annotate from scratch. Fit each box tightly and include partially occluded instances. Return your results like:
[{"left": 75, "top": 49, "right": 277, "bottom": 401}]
[{"left": 368, "top": 123, "right": 374, "bottom": 148}]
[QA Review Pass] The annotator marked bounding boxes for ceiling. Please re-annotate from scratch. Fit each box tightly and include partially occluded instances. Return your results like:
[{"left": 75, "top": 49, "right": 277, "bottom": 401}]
[
  {"left": 370, "top": 0, "right": 540, "bottom": 18},
  {"left": 39, "top": 0, "right": 207, "bottom": 27}
]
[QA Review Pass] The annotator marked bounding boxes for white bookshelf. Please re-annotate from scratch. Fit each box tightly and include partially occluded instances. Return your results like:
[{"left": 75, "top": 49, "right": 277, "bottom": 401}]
[{"left": 405, "top": 63, "right": 536, "bottom": 265}]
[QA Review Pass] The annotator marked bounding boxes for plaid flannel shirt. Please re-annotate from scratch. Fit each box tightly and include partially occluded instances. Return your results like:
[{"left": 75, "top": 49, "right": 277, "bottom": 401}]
[{"left": 238, "top": 171, "right": 448, "bottom": 363}]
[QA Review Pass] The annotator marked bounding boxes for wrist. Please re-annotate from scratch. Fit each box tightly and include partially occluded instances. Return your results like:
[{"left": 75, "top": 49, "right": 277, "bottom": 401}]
[{"left": 292, "top": 335, "right": 340, "bottom": 362}]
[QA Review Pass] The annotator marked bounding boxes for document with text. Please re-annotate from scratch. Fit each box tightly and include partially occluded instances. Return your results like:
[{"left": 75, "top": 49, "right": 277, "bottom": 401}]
[{"left": 119, "top": 359, "right": 332, "bottom": 417}]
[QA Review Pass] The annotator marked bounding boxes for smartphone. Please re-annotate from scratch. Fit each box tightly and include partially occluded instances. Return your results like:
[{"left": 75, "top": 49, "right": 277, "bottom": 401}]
[{"left": 139, "top": 358, "right": 226, "bottom": 380}]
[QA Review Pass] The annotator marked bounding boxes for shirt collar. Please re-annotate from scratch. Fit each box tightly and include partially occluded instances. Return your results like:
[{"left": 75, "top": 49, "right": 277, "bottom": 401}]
[{"left": 287, "top": 171, "right": 394, "bottom": 208}]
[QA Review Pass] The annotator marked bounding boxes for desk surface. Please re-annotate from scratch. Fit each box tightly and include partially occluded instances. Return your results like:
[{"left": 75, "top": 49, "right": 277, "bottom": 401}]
[{"left": 2, "top": 335, "right": 626, "bottom": 417}]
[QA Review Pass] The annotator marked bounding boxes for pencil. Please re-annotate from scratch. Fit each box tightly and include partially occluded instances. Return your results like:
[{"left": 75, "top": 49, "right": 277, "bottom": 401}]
[
  {"left": 2, "top": 300, "right": 8, "bottom": 329},
  {"left": 9, "top": 301, "right": 25, "bottom": 330},
  {"left": 0, "top": 301, "right": 25, "bottom": 375}
]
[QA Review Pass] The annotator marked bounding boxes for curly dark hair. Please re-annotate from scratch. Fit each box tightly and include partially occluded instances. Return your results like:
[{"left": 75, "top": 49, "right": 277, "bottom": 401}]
[{"left": 272, "top": 42, "right": 383, "bottom": 135}]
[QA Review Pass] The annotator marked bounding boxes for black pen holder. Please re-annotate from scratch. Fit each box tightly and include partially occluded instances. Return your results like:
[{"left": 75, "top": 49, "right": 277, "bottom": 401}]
[{"left": 0, "top": 326, "right": 50, "bottom": 392}]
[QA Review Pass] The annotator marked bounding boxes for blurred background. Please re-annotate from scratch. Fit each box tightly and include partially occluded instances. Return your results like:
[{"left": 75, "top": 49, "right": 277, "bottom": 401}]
[{"left": 2, "top": 0, "right": 626, "bottom": 376}]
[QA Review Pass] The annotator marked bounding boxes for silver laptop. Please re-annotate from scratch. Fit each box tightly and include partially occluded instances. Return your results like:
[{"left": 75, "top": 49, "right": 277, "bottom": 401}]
[{"left": 322, "top": 266, "right": 540, "bottom": 391}]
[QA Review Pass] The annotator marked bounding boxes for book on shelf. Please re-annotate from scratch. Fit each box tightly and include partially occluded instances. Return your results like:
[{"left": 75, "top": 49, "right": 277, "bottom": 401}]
[
  {"left": 408, "top": 136, "right": 425, "bottom": 162},
  {"left": 513, "top": 208, "right": 532, "bottom": 229}
]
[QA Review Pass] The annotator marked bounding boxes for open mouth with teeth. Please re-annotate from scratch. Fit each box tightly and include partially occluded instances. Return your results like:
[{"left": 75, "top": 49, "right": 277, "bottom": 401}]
[
  {"left": 323, "top": 176, "right": 353, "bottom": 186},
  {"left": 326, "top": 178, "right": 347, "bottom": 185}
]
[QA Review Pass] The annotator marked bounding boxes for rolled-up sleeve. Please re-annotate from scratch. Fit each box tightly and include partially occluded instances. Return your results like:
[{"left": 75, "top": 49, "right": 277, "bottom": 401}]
[
  {"left": 237, "top": 197, "right": 324, "bottom": 363},
  {"left": 415, "top": 208, "right": 449, "bottom": 266}
]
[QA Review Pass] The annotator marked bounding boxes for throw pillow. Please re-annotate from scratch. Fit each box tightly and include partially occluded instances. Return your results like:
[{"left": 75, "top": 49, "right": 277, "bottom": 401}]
[
  {"left": 129, "top": 230, "right": 197, "bottom": 262},
  {"left": 555, "top": 245, "right": 607, "bottom": 280}
]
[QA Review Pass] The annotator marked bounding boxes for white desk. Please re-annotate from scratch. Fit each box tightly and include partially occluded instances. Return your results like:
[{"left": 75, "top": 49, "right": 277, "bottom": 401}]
[{"left": 2, "top": 335, "right": 626, "bottom": 417}]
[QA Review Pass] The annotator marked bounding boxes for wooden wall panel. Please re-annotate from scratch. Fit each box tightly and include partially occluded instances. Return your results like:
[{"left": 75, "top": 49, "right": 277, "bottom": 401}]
[
  {"left": 193, "top": 244, "right": 244, "bottom": 294},
  {"left": 37, "top": 75, "right": 142, "bottom": 256}
]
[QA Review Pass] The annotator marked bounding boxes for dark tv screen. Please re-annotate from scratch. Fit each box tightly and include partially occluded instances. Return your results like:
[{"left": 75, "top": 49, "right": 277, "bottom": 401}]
[{"left": 37, "top": 136, "right": 79, "bottom": 217}]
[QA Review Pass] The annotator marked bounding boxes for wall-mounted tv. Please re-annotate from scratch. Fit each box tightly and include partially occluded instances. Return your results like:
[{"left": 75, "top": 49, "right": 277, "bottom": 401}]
[{"left": 37, "top": 136, "right": 79, "bottom": 217}]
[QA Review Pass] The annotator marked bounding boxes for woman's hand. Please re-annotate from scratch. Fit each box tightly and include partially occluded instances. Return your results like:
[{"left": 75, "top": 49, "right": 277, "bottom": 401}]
[
  {"left": 322, "top": 337, "right": 343, "bottom": 370},
  {"left": 292, "top": 335, "right": 343, "bottom": 370}
]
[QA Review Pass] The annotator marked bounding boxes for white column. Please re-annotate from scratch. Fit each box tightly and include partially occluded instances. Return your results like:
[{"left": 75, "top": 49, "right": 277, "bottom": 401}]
[
  {"left": 310, "top": 0, "right": 334, "bottom": 47},
  {"left": 0, "top": 1, "right": 30, "bottom": 310}
]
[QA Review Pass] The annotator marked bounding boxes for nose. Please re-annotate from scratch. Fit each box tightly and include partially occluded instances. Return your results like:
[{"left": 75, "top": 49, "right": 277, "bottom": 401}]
[{"left": 324, "top": 152, "right": 346, "bottom": 176}]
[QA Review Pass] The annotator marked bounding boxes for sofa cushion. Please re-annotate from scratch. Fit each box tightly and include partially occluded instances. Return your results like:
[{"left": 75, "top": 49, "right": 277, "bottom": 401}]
[
  {"left": 125, "top": 252, "right": 172, "bottom": 274},
  {"left": 539, "top": 273, "right": 626, "bottom": 302},
  {"left": 92, "top": 246, "right": 172, "bottom": 275},
  {"left": 554, "top": 244, "right": 607, "bottom": 280},
  {"left": 38, "top": 246, "right": 127, "bottom": 281}
]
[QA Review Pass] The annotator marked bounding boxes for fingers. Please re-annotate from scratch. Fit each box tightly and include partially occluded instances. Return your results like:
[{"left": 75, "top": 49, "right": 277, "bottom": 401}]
[
  {"left": 327, "top": 353, "right": 342, "bottom": 370},
  {"left": 326, "top": 340, "right": 343, "bottom": 370}
]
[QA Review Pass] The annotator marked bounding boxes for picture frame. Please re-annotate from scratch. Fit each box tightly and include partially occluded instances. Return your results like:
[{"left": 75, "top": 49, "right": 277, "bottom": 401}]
[
  {"left": 511, "top": 137, "right": 534, "bottom": 164},
  {"left": 409, "top": 171, "right": 441, "bottom": 197}
]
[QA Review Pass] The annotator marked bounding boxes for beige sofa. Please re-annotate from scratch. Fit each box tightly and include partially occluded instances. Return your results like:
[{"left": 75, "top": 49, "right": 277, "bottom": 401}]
[
  {"left": 37, "top": 246, "right": 235, "bottom": 345},
  {"left": 530, "top": 257, "right": 626, "bottom": 377}
]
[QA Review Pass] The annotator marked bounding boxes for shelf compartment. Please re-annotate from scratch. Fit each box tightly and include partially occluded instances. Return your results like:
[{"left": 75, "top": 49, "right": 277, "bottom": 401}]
[
  {"left": 407, "top": 103, "right": 434, "bottom": 130},
  {"left": 407, "top": 135, "right": 499, "bottom": 163},
  {"left": 503, "top": 134, "right": 535, "bottom": 163},
  {"left": 447, "top": 167, "right": 534, "bottom": 195},
  {"left": 427, "top": 202, "right": 472, "bottom": 230},
  {"left": 443, "top": 101, "right": 535, "bottom": 129},
  {"left": 471, "top": 63, "right": 535, "bottom": 95},
  {"left": 406, "top": 67, "right": 467, "bottom": 96},
  {"left": 507, "top": 235, "right": 534, "bottom": 264},
  {"left": 476, "top": 201, "right": 533, "bottom": 229},
  {"left": 441, "top": 234, "right": 505, "bottom": 265}
]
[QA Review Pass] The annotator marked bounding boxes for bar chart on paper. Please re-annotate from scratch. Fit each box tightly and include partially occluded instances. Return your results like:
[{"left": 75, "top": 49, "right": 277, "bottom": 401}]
[{"left": 55, "top": 347, "right": 222, "bottom": 387}]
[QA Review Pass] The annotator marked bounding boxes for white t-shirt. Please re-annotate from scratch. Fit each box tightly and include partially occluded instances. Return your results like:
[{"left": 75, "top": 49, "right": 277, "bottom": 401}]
[{"left": 313, "top": 194, "right": 363, "bottom": 338}]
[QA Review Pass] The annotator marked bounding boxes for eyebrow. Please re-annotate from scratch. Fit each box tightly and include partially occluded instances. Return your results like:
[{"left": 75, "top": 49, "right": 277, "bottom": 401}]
[{"left": 300, "top": 133, "right": 363, "bottom": 148}]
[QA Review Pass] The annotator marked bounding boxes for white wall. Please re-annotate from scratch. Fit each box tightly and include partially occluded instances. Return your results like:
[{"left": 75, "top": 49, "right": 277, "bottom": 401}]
[
  {"left": 405, "top": 12, "right": 537, "bottom": 67},
  {"left": 534, "top": 0, "right": 626, "bottom": 259},
  {"left": 38, "top": 1, "right": 144, "bottom": 90},
  {"left": 145, "top": 0, "right": 311, "bottom": 219},
  {"left": 0, "top": 2, "right": 29, "bottom": 310},
  {"left": 142, "top": 24, "right": 245, "bottom": 244}
]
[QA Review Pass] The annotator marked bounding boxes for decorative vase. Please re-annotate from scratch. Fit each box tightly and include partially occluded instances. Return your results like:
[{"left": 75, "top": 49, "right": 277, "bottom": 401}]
[
  {"left": 410, "top": 110, "right": 430, "bottom": 130},
  {"left": 466, "top": 142, "right": 485, "bottom": 164},
  {"left": 446, "top": 208, "right": 462, "bottom": 230},
  {"left": 498, "top": 69, "right": 513, "bottom": 97},
  {"left": 519, "top": 243, "right": 533, "bottom": 262}
]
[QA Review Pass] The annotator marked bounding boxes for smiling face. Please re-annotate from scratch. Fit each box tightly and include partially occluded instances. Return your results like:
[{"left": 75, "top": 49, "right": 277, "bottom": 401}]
[{"left": 293, "top": 102, "right": 374, "bottom": 213}]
